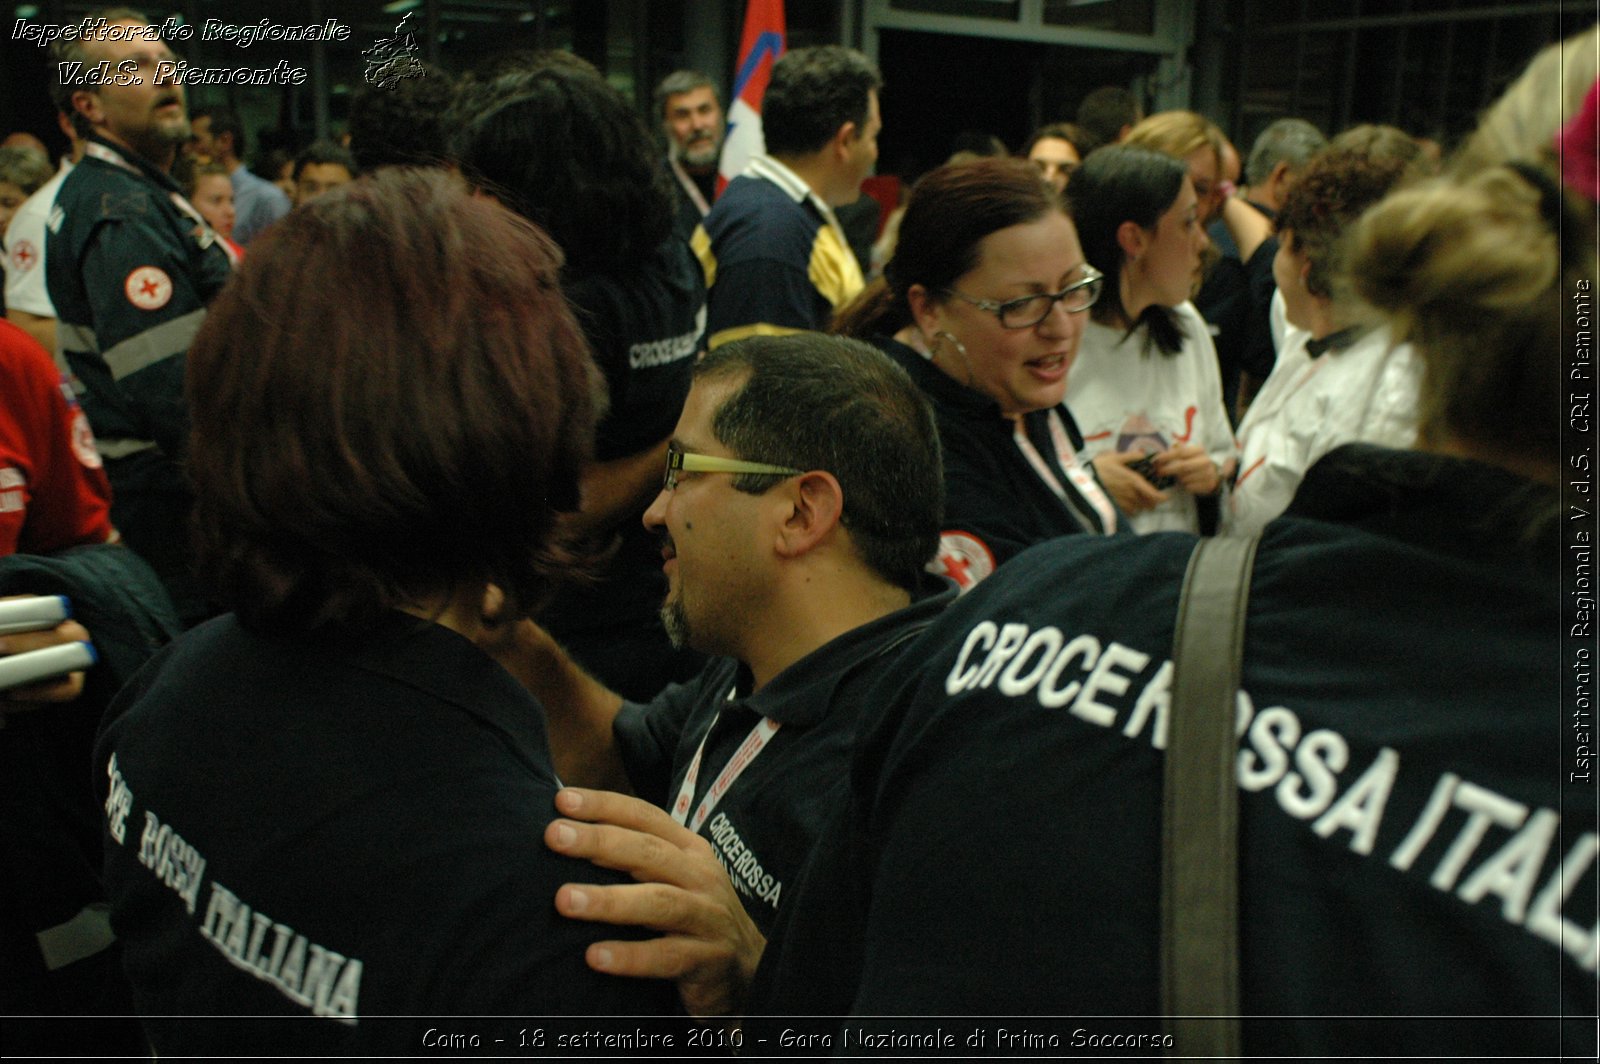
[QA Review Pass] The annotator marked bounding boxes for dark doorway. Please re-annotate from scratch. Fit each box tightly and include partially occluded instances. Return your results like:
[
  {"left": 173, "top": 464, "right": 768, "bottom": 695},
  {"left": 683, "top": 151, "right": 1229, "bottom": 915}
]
[{"left": 875, "top": 27, "right": 1160, "bottom": 182}]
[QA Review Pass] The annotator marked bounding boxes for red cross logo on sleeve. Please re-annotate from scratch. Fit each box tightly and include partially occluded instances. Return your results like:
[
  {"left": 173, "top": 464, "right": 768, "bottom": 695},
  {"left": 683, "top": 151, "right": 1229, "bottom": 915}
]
[
  {"left": 931, "top": 531, "right": 996, "bottom": 592},
  {"left": 124, "top": 266, "right": 173, "bottom": 311},
  {"left": 8, "top": 240, "right": 37, "bottom": 272}
]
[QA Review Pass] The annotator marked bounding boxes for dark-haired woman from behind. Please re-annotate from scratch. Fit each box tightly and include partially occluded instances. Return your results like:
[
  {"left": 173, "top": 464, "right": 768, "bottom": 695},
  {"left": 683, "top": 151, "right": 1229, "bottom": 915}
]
[
  {"left": 92, "top": 170, "right": 678, "bottom": 1055},
  {"left": 453, "top": 57, "right": 707, "bottom": 700},
  {"left": 836, "top": 157, "right": 1123, "bottom": 591}
]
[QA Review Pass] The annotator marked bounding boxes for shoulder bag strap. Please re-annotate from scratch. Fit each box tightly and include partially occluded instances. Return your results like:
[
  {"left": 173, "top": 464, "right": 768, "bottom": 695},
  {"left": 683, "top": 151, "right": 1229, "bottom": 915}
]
[{"left": 1162, "top": 533, "right": 1261, "bottom": 1058}]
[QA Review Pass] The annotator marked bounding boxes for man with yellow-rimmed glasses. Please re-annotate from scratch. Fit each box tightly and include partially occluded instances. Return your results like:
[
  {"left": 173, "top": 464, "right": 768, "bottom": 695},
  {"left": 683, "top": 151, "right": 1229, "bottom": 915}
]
[{"left": 492, "top": 332, "right": 949, "bottom": 1018}]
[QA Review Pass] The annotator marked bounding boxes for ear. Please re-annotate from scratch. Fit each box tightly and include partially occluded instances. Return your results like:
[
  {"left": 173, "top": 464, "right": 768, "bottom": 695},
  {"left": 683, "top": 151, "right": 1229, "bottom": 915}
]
[
  {"left": 71, "top": 88, "right": 102, "bottom": 127},
  {"left": 479, "top": 583, "right": 509, "bottom": 626},
  {"left": 772, "top": 471, "right": 845, "bottom": 560},
  {"left": 1267, "top": 160, "right": 1294, "bottom": 196},
  {"left": 832, "top": 119, "right": 858, "bottom": 161},
  {"left": 1115, "top": 219, "right": 1147, "bottom": 263},
  {"left": 906, "top": 283, "right": 942, "bottom": 339}
]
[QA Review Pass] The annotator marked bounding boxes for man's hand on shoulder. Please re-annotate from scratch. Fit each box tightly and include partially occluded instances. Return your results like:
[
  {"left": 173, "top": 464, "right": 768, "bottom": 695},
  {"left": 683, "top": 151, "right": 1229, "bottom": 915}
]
[{"left": 545, "top": 787, "right": 765, "bottom": 1020}]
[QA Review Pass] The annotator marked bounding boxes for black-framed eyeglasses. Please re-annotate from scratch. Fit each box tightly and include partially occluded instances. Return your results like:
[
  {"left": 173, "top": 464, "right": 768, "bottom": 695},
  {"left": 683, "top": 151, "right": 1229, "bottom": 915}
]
[
  {"left": 943, "top": 265, "right": 1104, "bottom": 329},
  {"left": 662, "top": 441, "right": 804, "bottom": 492}
]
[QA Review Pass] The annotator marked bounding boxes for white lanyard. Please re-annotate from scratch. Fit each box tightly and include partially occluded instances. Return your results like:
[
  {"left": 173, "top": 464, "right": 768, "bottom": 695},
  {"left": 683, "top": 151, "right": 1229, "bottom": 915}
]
[
  {"left": 84, "top": 141, "right": 139, "bottom": 175},
  {"left": 670, "top": 689, "right": 782, "bottom": 833},
  {"left": 85, "top": 142, "right": 233, "bottom": 262},
  {"left": 1013, "top": 410, "right": 1120, "bottom": 534},
  {"left": 669, "top": 157, "right": 712, "bottom": 218}
]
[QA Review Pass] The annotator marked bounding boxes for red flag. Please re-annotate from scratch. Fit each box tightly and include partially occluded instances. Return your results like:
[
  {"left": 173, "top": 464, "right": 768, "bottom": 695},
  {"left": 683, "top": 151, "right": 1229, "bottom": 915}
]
[{"left": 717, "top": 0, "right": 786, "bottom": 195}]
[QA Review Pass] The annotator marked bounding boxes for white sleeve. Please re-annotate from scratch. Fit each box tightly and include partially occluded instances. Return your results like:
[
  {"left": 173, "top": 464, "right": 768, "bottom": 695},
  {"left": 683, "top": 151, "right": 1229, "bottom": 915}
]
[
  {"left": 1357, "top": 341, "right": 1423, "bottom": 451},
  {"left": 3, "top": 209, "right": 55, "bottom": 318},
  {"left": 1180, "top": 303, "right": 1238, "bottom": 466}
]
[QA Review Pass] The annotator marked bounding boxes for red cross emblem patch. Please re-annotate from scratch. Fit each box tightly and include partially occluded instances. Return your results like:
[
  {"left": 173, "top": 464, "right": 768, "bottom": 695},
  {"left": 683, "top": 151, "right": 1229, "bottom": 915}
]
[
  {"left": 932, "top": 531, "right": 996, "bottom": 592},
  {"left": 8, "top": 240, "right": 37, "bottom": 273},
  {"left": 124, "top": 266, "right": 173, "bottom": 311}
]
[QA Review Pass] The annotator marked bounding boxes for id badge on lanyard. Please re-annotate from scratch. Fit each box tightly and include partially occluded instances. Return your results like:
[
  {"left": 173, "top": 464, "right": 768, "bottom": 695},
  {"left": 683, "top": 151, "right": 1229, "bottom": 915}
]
[{"left": 670, "top": 688, "right": 782, "bottom": 833}]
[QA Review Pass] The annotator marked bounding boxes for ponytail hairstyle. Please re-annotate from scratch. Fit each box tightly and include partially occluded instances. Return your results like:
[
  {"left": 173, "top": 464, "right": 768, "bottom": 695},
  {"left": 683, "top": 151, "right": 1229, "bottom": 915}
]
[
  {"left": 1348, "top": 164, "right": 1586, "bottom": 471},
  {"left": 1069, "top": 144, "right": 1189, "bottom": 355}
]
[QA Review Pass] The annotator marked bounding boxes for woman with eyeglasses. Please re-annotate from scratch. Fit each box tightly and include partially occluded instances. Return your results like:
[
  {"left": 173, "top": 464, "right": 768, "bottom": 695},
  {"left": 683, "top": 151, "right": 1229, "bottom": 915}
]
[
  {"left": 835, "top": 157, "right": 1124, "bottom": 590},
  {"left": 1063, "top": 145, "right": 1238, "bottom": 534}
]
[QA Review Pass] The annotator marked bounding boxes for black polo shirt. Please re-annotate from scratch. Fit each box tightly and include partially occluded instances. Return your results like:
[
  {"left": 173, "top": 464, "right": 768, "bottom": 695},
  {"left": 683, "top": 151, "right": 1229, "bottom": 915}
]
[
  {"left": 1199, "top": 199, "right": 1281, "bottom": 414},
  {"left": 540, "top": 236, "right": 707, "bottom": 701},
  {"left": 613, "top": 586, "right": 952, "bottom": 935},
  {"left": 877, "top": 338, "right": 1124, "bottom": 587},
  {"left": 751, "top": 445, "right": 1590, "bottom": 1057},
  {"left": 96, "top": 612, "right": 677, "bottom": 1055}
]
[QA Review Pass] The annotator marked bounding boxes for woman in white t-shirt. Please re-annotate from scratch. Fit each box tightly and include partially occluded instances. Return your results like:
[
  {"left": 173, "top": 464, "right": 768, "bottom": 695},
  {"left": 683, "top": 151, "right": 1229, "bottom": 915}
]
[{"left": 1064, "top": 145, "right": 1237, "bottom": 533}]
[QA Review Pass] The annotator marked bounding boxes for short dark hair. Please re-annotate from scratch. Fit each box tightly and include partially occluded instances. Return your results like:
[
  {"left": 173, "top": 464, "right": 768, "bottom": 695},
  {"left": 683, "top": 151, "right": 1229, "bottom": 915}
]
[
  {"left": 1244, "top": 118, "right": 1327, "bottom": 186},
  {"left": 1276, "top": 145, "right": 1417, "bottom": 300},
  {"left": 1070, "top": 144, "right": 1190, "bottom": 354},
  {"left": 654, "top": 69, "right": 719, "bottom": 122},
  {"left": 292, "top": 139, "right": 357, "bottom": 181},
  {"left": 694, "top": 334, "right": 943, "bottom": 592},
  {"left": 761, "top": 46, "right": 882, "bottom": 158},
  {"left": 346, "top": 61, "right": 457, "bottom": 171},
  {"left": 1075, "top": 86, "right": 1142, "bottom": 150},
  {"left": 452, "top": 60, "right": 673, "bottom": 275},
  {"left": 194, "top": 108, "right": 245, "bottom": 159},
  {"left": 1022, "top": 122, "right": 1091, "bottom": 160},
  {"left": 836, "top": 157, "right": 1062, "bottom": 340},
  {"left": 186, "top": 168, "right": 598, "bottom": 634},
  {"left": 50, "top": 7, "right": 149, "bottom": 136},
  {"left": 258, "top": 147, "right": 294, "bottom": 180}
]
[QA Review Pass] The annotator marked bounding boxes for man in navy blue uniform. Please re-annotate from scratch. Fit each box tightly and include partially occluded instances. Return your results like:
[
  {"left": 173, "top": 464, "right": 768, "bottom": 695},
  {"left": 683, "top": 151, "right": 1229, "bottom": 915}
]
[
  {"left": 45, "top": 9, "right": 232, "bottom": 623},
  {"left": 694, "top": 47, "right": 881, "bottom": 350},
  {"left": 506, "top": 333, "right": 951, "bottom": 1017}
]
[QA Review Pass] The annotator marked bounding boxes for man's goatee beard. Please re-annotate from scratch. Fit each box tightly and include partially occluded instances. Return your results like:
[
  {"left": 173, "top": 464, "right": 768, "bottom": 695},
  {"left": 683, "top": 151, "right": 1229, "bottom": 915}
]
[
  {"left": 661, "top": 599, "right": 690, "bottom": 649},
  {"left": 682, "top": 142, "right": 720, "bottom": 169}
]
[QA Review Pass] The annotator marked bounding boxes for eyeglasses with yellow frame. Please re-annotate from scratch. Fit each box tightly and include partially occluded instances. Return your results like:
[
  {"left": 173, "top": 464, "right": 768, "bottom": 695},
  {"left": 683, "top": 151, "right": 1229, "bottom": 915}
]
[{"left": 662, "top": 441, "right": 804, "bottom": 491}]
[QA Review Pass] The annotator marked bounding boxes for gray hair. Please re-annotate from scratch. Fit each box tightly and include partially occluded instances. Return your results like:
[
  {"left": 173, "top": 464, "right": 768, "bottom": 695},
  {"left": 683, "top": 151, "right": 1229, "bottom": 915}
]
[
  {"left": 653, "top": 70, "right": 719, "bottom": 122},
  {"left": 1244, "top": 118, "right": 1327, "bottom": 186}
]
